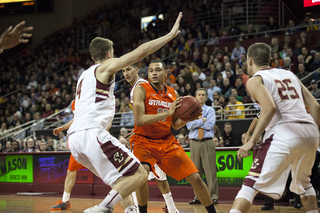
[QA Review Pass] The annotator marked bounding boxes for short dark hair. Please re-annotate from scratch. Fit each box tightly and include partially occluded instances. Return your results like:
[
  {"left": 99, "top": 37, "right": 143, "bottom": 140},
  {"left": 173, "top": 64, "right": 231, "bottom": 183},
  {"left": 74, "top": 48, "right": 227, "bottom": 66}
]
[
  {"left": 224, "top": 122, "right": 232, "bottom": 127},
  {"left": 131, "top": 63, "right": 139, "bottom": 68},
  {"left": 247, "top": 43, "right": 271, "bottom": 66},
  {"left": 150, "top": 60, "right": 167, "bottom": 70},
  {"left": 89, "top": 37, "right": 113, "bottom": 62}
]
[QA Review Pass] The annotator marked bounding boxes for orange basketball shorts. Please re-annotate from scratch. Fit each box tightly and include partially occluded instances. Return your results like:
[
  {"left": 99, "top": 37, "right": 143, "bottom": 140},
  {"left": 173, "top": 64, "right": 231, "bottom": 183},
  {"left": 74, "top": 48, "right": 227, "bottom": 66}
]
[
  {"left": 68, "top": 154, "right": 86, "bottom": 171},
  {"left": 131, "top": 134, "right": 198, "bottom": 181}
]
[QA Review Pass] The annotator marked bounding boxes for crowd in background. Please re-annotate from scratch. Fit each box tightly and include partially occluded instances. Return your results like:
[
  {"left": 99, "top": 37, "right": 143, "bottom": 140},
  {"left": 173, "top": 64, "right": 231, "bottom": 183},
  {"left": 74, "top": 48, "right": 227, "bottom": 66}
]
[{"left": 1, "top": 0, "right": 320, "bottom": 153}]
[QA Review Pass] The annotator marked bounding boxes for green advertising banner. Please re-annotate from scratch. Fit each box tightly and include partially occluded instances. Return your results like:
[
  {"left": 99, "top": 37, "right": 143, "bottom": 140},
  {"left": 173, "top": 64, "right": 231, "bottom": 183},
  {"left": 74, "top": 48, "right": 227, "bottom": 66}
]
[
  {"left": 167, "top": 150, "right": 253, "bottom": 187},
  {"left": 0, "top": 155, "right": 33, "bottom": 183}
]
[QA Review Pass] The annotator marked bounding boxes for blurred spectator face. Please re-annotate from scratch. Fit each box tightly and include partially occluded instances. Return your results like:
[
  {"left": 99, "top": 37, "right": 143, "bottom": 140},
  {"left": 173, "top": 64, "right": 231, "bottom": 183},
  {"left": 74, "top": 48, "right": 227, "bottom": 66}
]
[
  {"left": 287, "top": 48, "right": 293, "bottom": 56},
  {"left": 34, "top": 113, "right": 40, "bottom": 121},
  {"left": 238, "top": 68, "right": 244, "bottom": 76},
  {"left": 1, "top": 122, "right": 6, "bottom": 130},
  {"left": 222, "top": 30, "right": 227, "bottom": 36},
  {"left": 297, "top": 55, "right": 304, "bottom": 63},
  {"left": 302, "top": 47, "right": 308, "bottom": 56},
  {"left": 25, "top": 113, "right": 31, "bottom": 121},
  {"left": 223, "top": 78, "right": 230, "bottom": 87},
  {"left": 165, "top": 78, "right": 172, "bottom": 85},
  {"left": 185, "top": 84, "right": 191, "bottom": 91},
  {"left": 274, "top": 60, "right": 280, "bottom": 67},
  {"left": 224, "top": 124, "right": 232, "bottom": 134},
  {"left": 284, "top": 58, "right": 291, "bottom": 66},
  {"left": 178, "top": 77, "right": 185, "bottom": 85},
  {"left": 219, "top": 136, "right": 224, "bottom": 146},
  {"left": 311, "top": 82, "right": 318, "bottom": 90},
  {"left": 236, "top": 78, "right": 242, "bottom": 86},
  {"left": 193, "top": 51, "right": 199, "bottom": 59},
  {"left": 315, "top": 52, "right": 320, "bottom": 61},
  {"left": 240, "top": 54, "right": 246, "bottom": 61},
  {"left": 298, "top": 64, "right": 305, "bottom": 73},
  {"left": 195, "top": 82, "right": 201, "bottom": 89},
  {"left": 183, "top": 51, "right": 189, "bottom": 58},
  {"left": 11, "top": 141, "right": 18, "bottom": 151},
  {"left": 40, "top": 142, "right": 47, "bottom": 151},
  {"left": 177, "top": 135, "right": 185, "bottom": 144},
  {"left": 124, "top": 97, "right": 130, "bottom": 105},
  {"left": 45, "top": 104, "right": 51, "bottom": 112},
  {"left": 120, "top": 127, "right": 128, "bottom": 136},
  {"left": 213, "top": 137, "right": 219, "bottom": 147},
  {"left": 231, "top": 88, "right": 238, "bottom": 96},
  {"left": 210, "top": 64, "right": 216, "bottom": 72},
  {"left": 216, "top": 53, "right": 222, "bottom": 60},
  {"left": 6, "top": 141, "right": 11, "bottom": 150},
  {"left": 210, "top": 80, "right": 217, "bottom": 88},
  {"left": 229, "top": 96, "right": 237, "bottom": 104},
  {"left": 225, "top": 63, "right": 231, "bottom": 71},
  {"left": 179, "top": 37, "right": 185, "bottom": 44},
  {"left": 241, "top": 133, "right": 247, "bottom": 144},
  {"left": 36, "top": 139, "right": 42, "bottom": 146},
  {"left": 226, "top": 70, "right": 232, "bottom": 78},
  {"left": 248, "top": 24, "right": 253, "bottom": 31},
  {"left": 219, "top": 96, "right": 225, "bottom": 105},
  {"left": 180, "top": 128, "right": 187, "bottom": 136},
  {"left": 124, "top": 105, "right": 130, "bottom": 112},
  {"left": 173, "top": 83, "right": 180, "bottom": 91},
  {"left": 289, "top": 20, "right": 294, "bottom": 27},
  {"left": 235, "top": 41, "right": 240, "bottom": 49},
  {"left": 27, "top": 138, "right": 34, "bottom": 148},
  {"left": 273, "top": 52, "right": 278, "bottom": 59},
  {"left": 213, "top": 99, "right": 219, "bottom": 106},
  {"left": 192, "top": 73, "right": 199, "bottom": 82},
  {"left": 213, "top": 92, "right": 219, "bottom": 100},
  {"left": 284, "top": 35, "right": 290, "bottom": 44},
  {"left": 223, "top": 56, "right": 229, "bottom": 64},
  {"left": 197, "top": 32, "right": 202, "bottom": 38},
  {"left": 200, "top": 53, "right": 208, "bottom": 62}
]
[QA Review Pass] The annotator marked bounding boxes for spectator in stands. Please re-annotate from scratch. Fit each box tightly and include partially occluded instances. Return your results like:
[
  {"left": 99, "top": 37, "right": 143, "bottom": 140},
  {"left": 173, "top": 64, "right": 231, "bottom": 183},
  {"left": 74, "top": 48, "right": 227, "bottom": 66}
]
[
  {"left": 225, "top": 94, "right": 245, "bottom": 120},
  {"left": 237, "top": 68, "right": 249, "bottom": 86},
  {"left": 286, "top": 19, "right": 297, "bottom": 35},
  {"left": 42, "top": 103, "right": 54, "bottom": 118},
  {"left": 242, "top": 24, "right": 256, "bottom": 40},
  {"left": 286, "top": 47, "right": 297, "bottom": 69},
  {"left": 8, "top": 140, "right": 23, "bottom": 153},
  {"left": 257, "top": 23, "right": 269, "bottom": 38},
  {"left": 231, "top": 89, "right": 242, "bottom": 102},
  {"left": 207, "top": 80, "right": 221, "bottom": 102},
  {"left": 4, "top": 141, "right": 11, "bottom": 152},
  {"left": 306, "top": 19, "right": 318, "bottom": 32},
  {"left": 270, "top": 38, "right": 280, "bottom": 54},
  {"left": 196, "top": 67, "right": 206, "bottom": 81},
  {"left": 226, "top": 70, "right": 236, "bottom": 88},
  {"left": 202, "top": 74, "right": 212, "bottom": 90},
  {"left": 235, "top": 77, "right": 246, "bottom": 97},
  {"left": 231, "top": 41, "right": 246, "bottom": 62},
  {"left": 283, "top": 57, "right": 293, "bottom": 72},
  {"left": 192, "top": 50, "right": 201, "bottom": 66},
  {"left": 280, "top": 43, "right": 289, "bottom": 59},
  {"left": 63, "top": 94, "right": 72, "bottom": 108},
  {"left": 176, "top": 36, "right": 190, "bottom": 55},
  {"left": 39, "top": 140, "right": 47, "bottom": 152},
  {"left": 62, "top": 108, "right": 73, "bottom": 124},
  {"left": 221, "top": 78, "right": 233, "bottom": 99},
  {"left": 310, "top": 80, "right": 320, "bottom": 98},
  {"left": 218, "top": 95, "right": 227, "bottom": 109},
  {"left": 119, "top": 127, "right": 128, "bottom": 138},
  {"left": 194, "top": 32, "right": 205, "bottom": 49},
  {"left": 120, "top": 104, "right": 134, "bottom": 126},
  {"left": 221, "top": 62, "right": 234, "bottom": 79},
  {"left": 271, "top": 52, "right": 283, "bottom": 68},
  {"left": 222, "top": 122, "right": 240, "bottom": 146},
  {"left": 15, "top": 121, "right": 25, "bottom": 141},
  {"left": 46, "top": 137, "right": 55, "bottom": 151},
  {"left": 311, "top": 52, "right": 320, "bottom": 72},
  {"left": 30, "top": 112, "right": 43, "bottom": 132},
  {"left": 0, "top": 122, "right": 7, "bottom": 135},
  {"left": 177, "top": 134, "right": 188, "bottom": 148},
  {"left": 283, "top": 35, "right": 293, "bottom": 49},
  {"left": 200, "top": 53, "right": 209, "bottom": 71},
  {"left": 267, "top": 17, "right": 279, "bottom": 35},
  {"left": 207, "top": 30, "right": 219, "bottom": 46},
  {"left": 296, "top": 63, "right": 310, "bottom": 86},
  {"left": 213, "top": 92, "right": 220, "bottom": 101},
  {"left": 300, "top": 32, "right": 309, "bottom": 48},
  {"left": 293, "top": 39, "right": 302, "bottom": 56},
  {"left": 302, "top": 46, "right": 313, "bottom": 70},
  {"left": 223, "top": 46, "right": 232, "bottom": 59},
  {"left": 165, "top": 78, "right": 173, "bottom": 87},
  {"left": 228, "top": 21, "right": 241, "bottom": 39}
]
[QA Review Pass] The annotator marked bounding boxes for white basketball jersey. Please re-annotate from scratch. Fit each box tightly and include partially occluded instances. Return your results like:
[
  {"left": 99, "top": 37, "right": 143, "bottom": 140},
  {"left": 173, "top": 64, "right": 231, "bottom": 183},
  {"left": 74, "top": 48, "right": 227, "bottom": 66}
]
[
  {"left": 253, "top": 68, "right": 314, "bottom": 132},
  {"left": 130, "top": 78, "right": 148, "bottom": 104},
  {"left": 68, "top": 64, "right": 115, "bottom": 134}
]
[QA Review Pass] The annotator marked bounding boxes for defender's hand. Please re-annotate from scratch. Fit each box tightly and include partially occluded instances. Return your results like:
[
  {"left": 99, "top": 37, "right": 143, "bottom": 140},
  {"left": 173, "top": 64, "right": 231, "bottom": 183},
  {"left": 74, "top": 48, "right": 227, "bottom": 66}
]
[{"left": 169, "top": 12, "right": 183, "bottom": 38}]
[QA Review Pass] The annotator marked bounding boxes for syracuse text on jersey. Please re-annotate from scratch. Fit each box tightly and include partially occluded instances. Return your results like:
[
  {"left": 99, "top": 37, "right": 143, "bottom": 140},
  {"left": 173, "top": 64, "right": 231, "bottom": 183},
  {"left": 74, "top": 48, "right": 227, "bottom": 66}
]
[{"left": 148, "top": 99, "right": 172, "bottom": 108}]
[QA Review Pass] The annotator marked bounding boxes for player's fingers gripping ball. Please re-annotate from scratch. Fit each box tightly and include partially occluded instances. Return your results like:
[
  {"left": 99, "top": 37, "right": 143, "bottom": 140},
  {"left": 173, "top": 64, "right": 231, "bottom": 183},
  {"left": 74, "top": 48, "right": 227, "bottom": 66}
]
[{"left": 174, "top": 96, "right": 202, "bottom": 121}]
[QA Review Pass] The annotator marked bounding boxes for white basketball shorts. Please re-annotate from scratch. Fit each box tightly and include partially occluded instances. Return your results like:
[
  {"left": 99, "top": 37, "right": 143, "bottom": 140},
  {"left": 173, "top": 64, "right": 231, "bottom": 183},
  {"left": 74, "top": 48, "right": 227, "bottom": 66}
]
[
  {"left": 148, "top": 163, "right": 167, "bottom": 181},
  {"left": 243, "top": 122, "right": 319, "bottom": 199},
  {"left": 68, "top": 128, "right": 141, "bottom": 187}
]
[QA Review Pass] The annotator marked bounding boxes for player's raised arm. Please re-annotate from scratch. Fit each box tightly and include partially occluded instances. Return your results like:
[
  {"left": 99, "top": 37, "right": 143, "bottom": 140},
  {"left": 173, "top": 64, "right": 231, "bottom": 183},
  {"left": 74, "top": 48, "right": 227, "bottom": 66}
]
[
  {"left": 133, "top": 86, "right": 182, "bottom": 127},
  {"left": 98, "top": 12, "right": 182, "bottom": 75},
  {"left": 299, "top": 81, "right": 320, "bottom": 127}
]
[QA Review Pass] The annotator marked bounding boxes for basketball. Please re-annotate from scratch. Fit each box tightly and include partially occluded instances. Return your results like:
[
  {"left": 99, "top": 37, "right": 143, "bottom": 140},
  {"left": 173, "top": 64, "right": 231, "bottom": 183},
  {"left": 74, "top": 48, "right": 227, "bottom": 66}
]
[{"left": 175, "top": 96, "right": 202, "bottom": 121}]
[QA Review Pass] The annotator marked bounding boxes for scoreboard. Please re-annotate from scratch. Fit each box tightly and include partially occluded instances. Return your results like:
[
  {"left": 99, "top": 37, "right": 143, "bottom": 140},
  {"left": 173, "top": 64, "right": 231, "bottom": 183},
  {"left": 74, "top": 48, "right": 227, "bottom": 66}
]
[{"left": 0, "top": 0, "right": 53, "bottom": 15}]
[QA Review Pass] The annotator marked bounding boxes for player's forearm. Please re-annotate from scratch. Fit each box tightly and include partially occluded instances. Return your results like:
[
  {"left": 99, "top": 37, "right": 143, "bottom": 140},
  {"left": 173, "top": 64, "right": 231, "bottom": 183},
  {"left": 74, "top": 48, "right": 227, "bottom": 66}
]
[
  {"left": 137, "top": 34, "right": 175, "bottom": 59},
  {"left": 61, "top": 118, "right": 74, "bottom": 130},
  {"left": 308, "top": 105, "right": 320, "bottom": 127},
  {"left": 135, "top": 112, "right": 170, "bottom": 127},
  {"left": 246, "top": 117, "right": 258, "bottom": 136},
  {"left": 172, "top": 118, "right": 188, "bottom": 130},
  {"left": 250, "top": 108, "right": 275, "bottom": 143}
]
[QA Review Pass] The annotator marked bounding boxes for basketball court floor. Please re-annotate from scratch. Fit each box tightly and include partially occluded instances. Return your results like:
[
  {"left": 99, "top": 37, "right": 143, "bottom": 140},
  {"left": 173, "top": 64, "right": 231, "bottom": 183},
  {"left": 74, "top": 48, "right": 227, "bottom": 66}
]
[{"left": 0, "top": 194, "right": 317, "bottom": 213}]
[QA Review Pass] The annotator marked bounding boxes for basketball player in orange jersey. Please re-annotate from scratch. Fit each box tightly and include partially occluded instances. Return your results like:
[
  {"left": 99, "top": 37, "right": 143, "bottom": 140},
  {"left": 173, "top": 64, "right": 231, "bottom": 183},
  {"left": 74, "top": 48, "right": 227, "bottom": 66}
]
[
  {"left": 123, "top": 64, "right": 179, "bottom": 213},
  {"left": 130, "top": 60, "right": 216, "bottom": 213}
]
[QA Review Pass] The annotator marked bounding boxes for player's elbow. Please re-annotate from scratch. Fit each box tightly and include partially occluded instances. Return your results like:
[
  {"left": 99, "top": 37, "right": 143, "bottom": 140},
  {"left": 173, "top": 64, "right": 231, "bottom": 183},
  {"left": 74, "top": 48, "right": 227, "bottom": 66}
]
[{"left": 135, "top": 118, "right": 143, "bottom": 127}]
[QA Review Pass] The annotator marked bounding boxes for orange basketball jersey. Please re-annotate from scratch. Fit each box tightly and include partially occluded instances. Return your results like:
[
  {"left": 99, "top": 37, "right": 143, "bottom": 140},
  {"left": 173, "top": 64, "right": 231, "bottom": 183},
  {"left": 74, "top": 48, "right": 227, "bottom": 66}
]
[
  {"left": 71, "top": 100, "right": 75, "bottom": 113},
  {"left": 134, "top": 82, "right": 176, "bottom": 140}
]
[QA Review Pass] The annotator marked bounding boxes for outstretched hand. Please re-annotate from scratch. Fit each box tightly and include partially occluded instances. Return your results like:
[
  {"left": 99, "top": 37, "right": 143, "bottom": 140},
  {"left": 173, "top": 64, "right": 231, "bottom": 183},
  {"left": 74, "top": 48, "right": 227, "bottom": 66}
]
[
  {"left": 169, "top": 12, "right": 183, "bottom": 38},
  {"left": 0, "top": 21, "right": 33, "bottom": 53},
  {"left": 124, "top": 129, "right": 135, "bottom": 140}
]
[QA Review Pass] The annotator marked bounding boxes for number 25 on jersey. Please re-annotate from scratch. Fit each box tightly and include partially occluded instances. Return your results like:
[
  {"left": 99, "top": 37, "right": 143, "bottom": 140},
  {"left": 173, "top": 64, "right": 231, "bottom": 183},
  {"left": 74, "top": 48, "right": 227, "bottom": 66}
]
[{"left": 274, "top": 79, "right": 300, "bottom": 101}]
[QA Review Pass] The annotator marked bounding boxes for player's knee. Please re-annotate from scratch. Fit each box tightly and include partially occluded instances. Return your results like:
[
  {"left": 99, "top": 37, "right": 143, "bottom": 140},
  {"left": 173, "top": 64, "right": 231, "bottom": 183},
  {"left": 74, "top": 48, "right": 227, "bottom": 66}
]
[
  {"left": 185, "top": 172, "right": 202, "bottom": 186},
  {"left": 67, "top": 170, "right": 77, "bottom": 179},
  {"left": 136, "top": 165, "right": 148, "bottom": 181},
  {"left": 235, "top": 185, "right": 257, "bottom": 204},
  {"left": 301, "top": 187, "right": 316, "bottom": 199}
]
